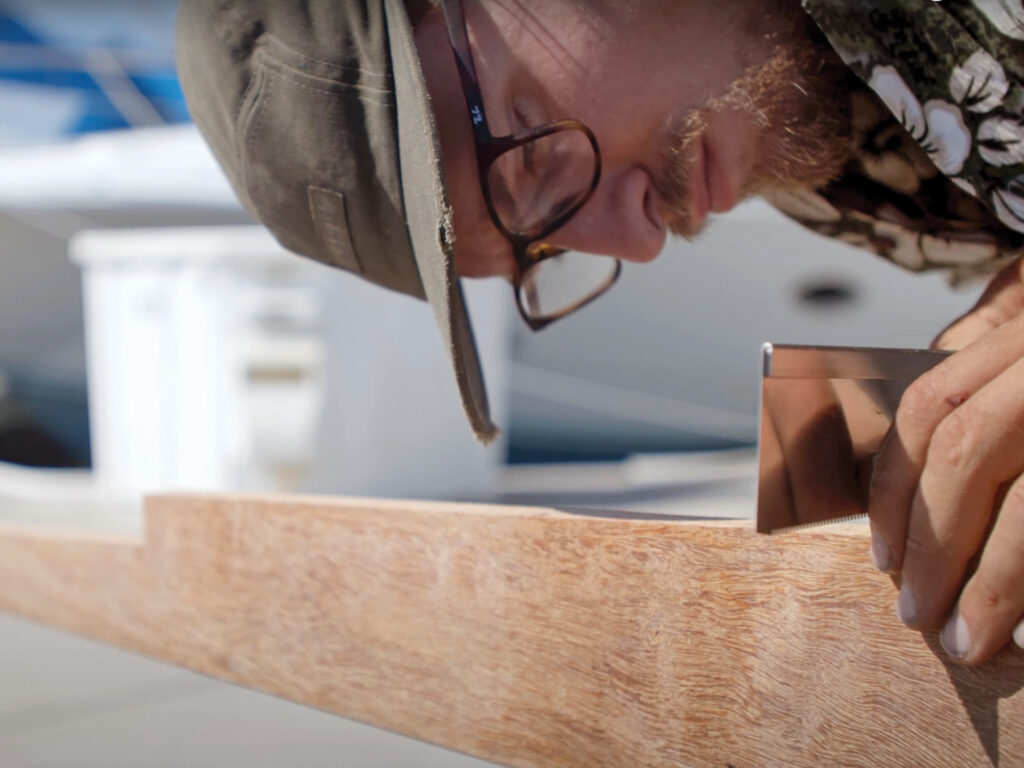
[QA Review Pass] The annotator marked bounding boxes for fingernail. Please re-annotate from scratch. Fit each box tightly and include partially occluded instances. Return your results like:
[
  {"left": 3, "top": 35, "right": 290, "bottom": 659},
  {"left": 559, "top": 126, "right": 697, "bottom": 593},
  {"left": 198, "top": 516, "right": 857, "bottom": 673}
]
[
  {"left": 941, "top": 607, "right": 971, "bottom": 660},
  {"left": 870, "top": 530, "right": 892, "bottom": 572},
  {"left": 897, "top": 585, "right": 918, "bottom": 626},
  {"left": 1014, "top": 621, "right": 1024, "bottom": 650}
]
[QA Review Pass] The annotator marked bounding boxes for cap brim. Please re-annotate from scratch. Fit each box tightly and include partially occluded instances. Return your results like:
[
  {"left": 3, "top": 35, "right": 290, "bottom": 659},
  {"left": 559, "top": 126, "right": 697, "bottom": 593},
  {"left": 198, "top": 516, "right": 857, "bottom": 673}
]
[{"left": 384, "top": 0, "right": 498, "bottom": 443}]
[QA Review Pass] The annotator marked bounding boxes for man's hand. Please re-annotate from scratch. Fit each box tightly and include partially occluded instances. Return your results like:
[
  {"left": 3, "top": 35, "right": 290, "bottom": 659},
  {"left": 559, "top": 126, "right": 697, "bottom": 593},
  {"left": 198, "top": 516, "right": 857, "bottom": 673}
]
[{"left": 869, "top": 257, "right": 1024, "bottom": 665}]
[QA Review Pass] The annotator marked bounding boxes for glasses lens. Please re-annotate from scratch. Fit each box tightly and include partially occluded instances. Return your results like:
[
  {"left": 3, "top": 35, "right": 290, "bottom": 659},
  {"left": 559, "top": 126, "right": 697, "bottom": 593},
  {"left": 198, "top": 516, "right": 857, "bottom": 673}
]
[
  {"left": 518, "top": 252, "right": 619, "bottom": 320},
  {"left": 486, "top": 127, "right": 596, "bottom": 236}
]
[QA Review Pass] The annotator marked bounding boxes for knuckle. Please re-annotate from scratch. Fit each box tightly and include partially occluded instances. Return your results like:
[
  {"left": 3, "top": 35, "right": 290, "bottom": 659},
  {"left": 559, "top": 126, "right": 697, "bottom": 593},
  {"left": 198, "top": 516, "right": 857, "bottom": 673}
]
[
  {"left": 897, "top": 371, "right": 971, "bottom": 438},
  {"left": 927, "top": 408, "right": 982, "bottom": 475},
  {"left": 899, "top": 375, "right": 946, "bottom": 431},
  {"left": 903, "top": 511, "right": 962, "bottom": 564},
  {"left": 902, "top": 524, "right": 937, "bottom": 562},
  {"left": 969, "top": 569, "right": 1012, "bottom": 615}
]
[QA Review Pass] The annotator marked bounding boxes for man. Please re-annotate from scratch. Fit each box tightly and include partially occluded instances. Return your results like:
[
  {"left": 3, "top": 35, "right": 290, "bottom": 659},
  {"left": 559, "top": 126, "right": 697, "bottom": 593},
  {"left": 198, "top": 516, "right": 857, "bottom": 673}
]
[{"left": 177, "top": 0, "right": 1024, "bottom": 667}]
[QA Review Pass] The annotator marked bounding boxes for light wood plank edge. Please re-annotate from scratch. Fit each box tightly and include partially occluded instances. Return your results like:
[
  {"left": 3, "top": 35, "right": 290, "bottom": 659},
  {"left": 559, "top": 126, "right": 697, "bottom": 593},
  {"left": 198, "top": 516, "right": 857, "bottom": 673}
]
[{"left": 0, "top": 493, "right": 1021, "bottom": 768}]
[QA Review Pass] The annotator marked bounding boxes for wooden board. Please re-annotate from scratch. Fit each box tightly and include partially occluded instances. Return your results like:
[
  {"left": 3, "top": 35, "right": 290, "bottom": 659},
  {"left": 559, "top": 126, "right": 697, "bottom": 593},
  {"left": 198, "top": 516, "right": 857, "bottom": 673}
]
[{"left": 1, "top": 494, "right": 1022, "bottom": 767}]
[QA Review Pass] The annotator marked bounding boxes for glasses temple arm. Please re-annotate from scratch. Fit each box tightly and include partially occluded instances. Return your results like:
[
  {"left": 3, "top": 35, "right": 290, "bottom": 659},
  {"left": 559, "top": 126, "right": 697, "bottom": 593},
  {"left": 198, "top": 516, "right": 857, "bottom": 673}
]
[{"left": 439, "top": 0, "right": 492, "bottom": 144}]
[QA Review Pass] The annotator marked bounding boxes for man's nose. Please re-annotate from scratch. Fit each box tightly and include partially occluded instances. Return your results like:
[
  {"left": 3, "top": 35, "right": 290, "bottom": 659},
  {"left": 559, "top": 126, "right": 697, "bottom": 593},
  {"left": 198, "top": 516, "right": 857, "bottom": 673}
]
[{"left": 543, "top": 166, "right": 666, "bottom": 263}]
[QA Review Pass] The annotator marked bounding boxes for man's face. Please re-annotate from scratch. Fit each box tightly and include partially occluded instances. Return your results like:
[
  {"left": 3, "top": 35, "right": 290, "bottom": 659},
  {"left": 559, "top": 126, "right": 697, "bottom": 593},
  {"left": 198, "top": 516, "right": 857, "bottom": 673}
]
[{"left": 415, "top": 0, "right": 850, "bottom": 278}]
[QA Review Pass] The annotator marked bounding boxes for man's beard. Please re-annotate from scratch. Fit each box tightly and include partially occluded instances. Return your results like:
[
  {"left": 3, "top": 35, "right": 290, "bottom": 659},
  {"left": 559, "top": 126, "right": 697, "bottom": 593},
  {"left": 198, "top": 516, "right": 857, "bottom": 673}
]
[{"left": 656, "top": 30, "right": 854, "bottom": 238}]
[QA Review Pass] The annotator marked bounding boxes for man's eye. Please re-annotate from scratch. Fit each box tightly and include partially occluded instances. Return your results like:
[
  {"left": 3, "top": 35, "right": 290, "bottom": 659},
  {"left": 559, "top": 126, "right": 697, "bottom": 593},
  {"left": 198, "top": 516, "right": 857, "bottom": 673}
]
[
  {"left": 522, "top": 139, "right": 539, "bottom": 177},
  {"left": 512, "top": 100, "right": 535, "bottom": 131},
  {"left": 511, "top": 99, "right": 548, "bottom": 181}
]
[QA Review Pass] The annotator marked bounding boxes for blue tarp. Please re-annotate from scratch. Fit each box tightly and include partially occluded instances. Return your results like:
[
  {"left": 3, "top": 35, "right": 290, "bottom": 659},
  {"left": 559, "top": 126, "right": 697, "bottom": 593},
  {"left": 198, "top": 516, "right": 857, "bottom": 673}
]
[{"left": 0, "top": 1, "right": 187, "bottom": 143}]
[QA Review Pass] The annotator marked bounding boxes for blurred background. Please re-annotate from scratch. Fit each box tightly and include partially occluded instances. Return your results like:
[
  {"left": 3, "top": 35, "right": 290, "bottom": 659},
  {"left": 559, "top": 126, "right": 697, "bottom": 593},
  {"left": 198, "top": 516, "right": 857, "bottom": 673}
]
[{"left": 0, "top": 0, "right": 985, "bottom": 511}]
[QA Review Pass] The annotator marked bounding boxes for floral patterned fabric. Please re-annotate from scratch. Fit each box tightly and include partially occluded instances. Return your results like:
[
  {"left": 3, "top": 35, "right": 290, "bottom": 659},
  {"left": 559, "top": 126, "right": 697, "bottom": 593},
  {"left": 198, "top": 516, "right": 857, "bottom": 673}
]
[{"left": 768, "top": 0, "right": 1024, "bottom": 280}]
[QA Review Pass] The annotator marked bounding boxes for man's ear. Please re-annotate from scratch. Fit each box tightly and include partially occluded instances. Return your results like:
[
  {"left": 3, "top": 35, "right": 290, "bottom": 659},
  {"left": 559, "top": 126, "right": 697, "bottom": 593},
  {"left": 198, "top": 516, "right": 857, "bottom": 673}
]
[{"left": 932, "top": 257, "right": 1024, "bottom": 351}]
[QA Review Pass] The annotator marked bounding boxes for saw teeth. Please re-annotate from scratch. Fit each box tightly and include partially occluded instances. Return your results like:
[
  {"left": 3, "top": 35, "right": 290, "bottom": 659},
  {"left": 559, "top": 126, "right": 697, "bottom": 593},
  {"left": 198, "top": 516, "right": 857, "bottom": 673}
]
[{"left": 764, "top": 513, "right": 868, "bottom": 534}]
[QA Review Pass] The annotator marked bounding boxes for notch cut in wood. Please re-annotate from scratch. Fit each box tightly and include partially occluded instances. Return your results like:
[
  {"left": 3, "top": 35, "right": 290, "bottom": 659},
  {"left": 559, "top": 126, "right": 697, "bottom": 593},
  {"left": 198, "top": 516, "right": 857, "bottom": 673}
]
[{"left": 1, "top": 494, "right": 1022, "bottom": 767}]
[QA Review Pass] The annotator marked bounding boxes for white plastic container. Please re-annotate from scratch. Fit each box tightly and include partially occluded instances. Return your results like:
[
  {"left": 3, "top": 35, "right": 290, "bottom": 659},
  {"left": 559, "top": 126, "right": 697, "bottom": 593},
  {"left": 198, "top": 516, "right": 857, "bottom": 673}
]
[{"left": 70, "top": 225, "right": 510, "bottom": 499}]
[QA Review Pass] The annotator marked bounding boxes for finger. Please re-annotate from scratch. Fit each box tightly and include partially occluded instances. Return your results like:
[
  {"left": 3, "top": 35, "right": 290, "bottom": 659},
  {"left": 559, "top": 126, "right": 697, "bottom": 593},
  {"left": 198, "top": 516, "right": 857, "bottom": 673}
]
[
  {"left": 868, "top": 312, "right": 1024, "bottom": 573},
  {"left": 897, "top": 356, "right": 1024, "bottom": 631},
  {"left": 933, "top": 256, "right": 1024, "bottom": 350},
  {"left": 937, "top": 305, "right": 1007, "bottom": 354},
  {"left": 940, "top": 473, "right": 1024, "bottom": 664},
  {"left": 1016, "top": 620, "right": 1024, "bottom": 649},
  {"left": 933, "top": 310, "right": 1001, "bottom": 352}
]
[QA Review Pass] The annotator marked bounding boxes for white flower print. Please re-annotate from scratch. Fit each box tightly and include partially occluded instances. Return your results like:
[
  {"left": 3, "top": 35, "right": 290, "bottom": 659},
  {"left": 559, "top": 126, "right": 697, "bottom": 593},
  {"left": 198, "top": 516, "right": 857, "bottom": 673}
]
[
  {"left": 920, "top": 233, "right": 1000, "bottom": 266},
  {"left": 977, "top": 115, "right": 1024, "bottom": 165},
  {"left": 951, "top": 177, "right": 979, "bottom": 197},
  {"left": 872, "top": 220, "right": 926, "bottom": 270},
  {"left": 992, "top": 181, "right": 1024, "bottom": 233},
  {"left": 972, "top": 0, "right": 1024, "bottom": 41},
  {"left": 949, "top": 50, "right": 1009, "bottom": 113},
  {"left": 921, "top": 101, "right": 972, "bottom": 175},
  {"left": 868, "top": 66, "right": 971, "bottom": 176},
  {"left": 870, "top": 66, "right": 926, "bottom": 138},
  {"left": 762, "top": 187, "right": 841, "bottom": 223}
]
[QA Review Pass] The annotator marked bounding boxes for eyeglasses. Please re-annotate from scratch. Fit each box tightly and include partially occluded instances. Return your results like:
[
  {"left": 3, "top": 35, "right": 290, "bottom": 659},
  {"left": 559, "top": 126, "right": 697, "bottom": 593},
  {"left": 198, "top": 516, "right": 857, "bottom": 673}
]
[{"left": 439, "top": 0, "right": 621, "bottom": 331}]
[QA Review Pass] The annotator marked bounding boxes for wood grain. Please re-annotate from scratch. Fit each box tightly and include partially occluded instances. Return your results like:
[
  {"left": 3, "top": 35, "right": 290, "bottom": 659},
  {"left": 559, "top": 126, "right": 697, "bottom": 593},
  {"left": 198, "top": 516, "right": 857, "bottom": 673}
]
[{"left": 1, "top": 494, "right": 1022, "bottom": 767}]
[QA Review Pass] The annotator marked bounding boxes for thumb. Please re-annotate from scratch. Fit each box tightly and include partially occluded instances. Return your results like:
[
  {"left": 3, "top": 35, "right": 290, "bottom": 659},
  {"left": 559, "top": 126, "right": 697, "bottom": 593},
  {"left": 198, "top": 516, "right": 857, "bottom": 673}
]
[
  {"left": 932, "top": 257, "right": 1024, "bottom": 351},
  {"left": 931, "top": 307, "right": 997, "bottom": 351}
]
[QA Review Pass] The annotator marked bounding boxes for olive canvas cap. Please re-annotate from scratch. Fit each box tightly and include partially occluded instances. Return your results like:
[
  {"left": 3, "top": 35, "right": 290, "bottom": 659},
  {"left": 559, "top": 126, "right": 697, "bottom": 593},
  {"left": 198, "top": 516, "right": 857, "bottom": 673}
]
[{"left": 176, "top": 0, "right": 497, "bottom": 442}]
